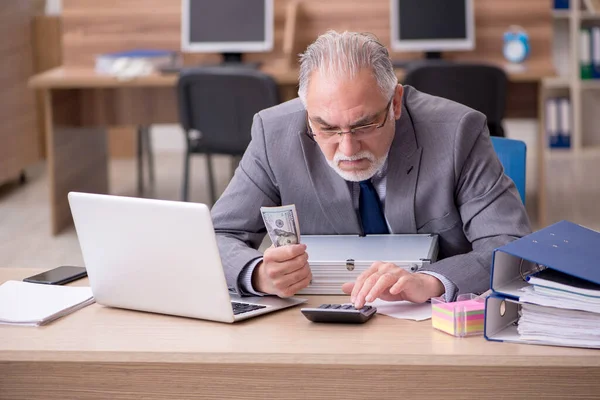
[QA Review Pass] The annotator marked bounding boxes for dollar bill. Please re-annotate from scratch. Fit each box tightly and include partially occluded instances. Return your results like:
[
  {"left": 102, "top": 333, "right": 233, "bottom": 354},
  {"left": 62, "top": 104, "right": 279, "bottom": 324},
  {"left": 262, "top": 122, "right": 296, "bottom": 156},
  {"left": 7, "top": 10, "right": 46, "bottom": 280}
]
[{"left": 260, "top": 204, "right": 301, "bottom": 247}]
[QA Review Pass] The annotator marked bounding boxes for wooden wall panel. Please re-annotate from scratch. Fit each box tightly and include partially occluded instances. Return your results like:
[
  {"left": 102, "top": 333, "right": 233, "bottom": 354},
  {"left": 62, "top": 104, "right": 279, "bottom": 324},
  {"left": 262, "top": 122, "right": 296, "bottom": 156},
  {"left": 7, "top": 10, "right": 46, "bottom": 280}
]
[
  {"left": 30, "top": 15, "right": 135, "bottom": 160},
  {"left": 32, "top": 16, "right": 63, "bottom": 73},
  {"left": 32, "top": 15, "right": 63, "bottom": 159},
  {"left": 0, "top": 0, "right": 39, "bottom": 185},
  {"left": 61, "top": 0, "right": 552, "bottom": 69},
  {"left": 58, "top": 0, "right": 552, "bottom": 159}
]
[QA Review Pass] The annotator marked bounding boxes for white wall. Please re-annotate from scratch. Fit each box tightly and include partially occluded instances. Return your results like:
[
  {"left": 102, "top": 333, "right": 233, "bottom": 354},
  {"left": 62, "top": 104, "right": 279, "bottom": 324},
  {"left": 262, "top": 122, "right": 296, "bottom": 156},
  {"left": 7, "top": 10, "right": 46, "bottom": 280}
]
[{"left": 45, "top": 0, "right": 62, "bottom": 15}]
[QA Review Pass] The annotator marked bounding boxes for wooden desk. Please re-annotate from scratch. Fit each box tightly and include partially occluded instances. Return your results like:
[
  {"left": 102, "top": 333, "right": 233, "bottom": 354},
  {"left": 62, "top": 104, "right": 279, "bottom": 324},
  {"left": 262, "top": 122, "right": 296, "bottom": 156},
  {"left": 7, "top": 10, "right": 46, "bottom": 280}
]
[
  {"left": 1, "top": 268, "right": 599, "bottom": 400},
  {"left": 29, "top": 65, "right": 555, "bottom": 235},
  {"left": 29, "top": 63, "right": 554, "bottom": 88}
]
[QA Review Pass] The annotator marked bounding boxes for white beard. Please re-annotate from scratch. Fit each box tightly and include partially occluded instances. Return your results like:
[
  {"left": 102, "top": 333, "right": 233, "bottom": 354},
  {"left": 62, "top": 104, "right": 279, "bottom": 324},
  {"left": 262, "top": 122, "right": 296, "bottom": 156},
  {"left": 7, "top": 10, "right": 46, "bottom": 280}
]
[{"left": 326, "top": 150, "right": 387, "bottom": 182}]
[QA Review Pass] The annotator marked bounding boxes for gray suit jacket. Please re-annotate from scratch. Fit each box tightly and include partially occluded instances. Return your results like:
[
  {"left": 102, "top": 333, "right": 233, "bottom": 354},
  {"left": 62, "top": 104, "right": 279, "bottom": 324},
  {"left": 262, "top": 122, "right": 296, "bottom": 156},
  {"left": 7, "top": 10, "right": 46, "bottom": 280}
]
[{"left": 211, "top": 86, "right": 532, "bottom": 296}]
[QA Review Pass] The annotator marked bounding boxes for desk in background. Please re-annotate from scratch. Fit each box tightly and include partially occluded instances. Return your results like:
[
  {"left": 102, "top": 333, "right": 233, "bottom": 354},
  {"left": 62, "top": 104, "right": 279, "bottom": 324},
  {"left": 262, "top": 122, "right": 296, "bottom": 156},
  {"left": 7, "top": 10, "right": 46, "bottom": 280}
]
[
  {"left": 1, "top": 268, "right": 599, "bottom": 399},
  {"left": 29, "top": 63, "right": 555, "bottom": 235}
]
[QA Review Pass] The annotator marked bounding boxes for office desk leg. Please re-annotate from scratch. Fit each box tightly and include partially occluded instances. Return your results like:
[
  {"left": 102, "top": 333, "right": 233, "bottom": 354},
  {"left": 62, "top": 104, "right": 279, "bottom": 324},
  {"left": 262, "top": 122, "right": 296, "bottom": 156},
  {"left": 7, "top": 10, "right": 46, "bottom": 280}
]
[{"left": 42, "top": 90, "right": 109, "bottom": 235}]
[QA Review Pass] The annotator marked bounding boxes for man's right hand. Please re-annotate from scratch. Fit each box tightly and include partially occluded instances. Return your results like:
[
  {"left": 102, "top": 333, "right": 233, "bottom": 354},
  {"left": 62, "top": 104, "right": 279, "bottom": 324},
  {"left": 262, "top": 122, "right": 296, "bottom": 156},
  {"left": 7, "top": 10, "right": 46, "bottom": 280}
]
[{"left": 252, "top": 244, "right": 311, "bottom": 297}]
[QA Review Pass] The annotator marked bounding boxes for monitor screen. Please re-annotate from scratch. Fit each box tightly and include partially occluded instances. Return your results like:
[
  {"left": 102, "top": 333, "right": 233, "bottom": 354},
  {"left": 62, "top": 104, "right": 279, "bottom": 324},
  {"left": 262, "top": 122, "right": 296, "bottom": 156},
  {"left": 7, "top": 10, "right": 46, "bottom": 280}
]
[
  {"left": 390, "top": 0, "right": 474, "bottom": 52},
  {"left": 181, "top": 0, "right": 273, "bottom": 53}
]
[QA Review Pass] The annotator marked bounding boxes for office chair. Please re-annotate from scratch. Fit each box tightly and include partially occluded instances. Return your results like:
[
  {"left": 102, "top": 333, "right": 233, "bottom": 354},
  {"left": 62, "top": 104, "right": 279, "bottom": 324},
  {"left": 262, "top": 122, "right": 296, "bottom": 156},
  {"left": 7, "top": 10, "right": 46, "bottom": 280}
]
[
  {"left": 403, "top": 62, "right": 508, "bottom": 137},
  {"left": 177, "top": 66, "right": 279, "bottom": 204},
  {"left": 490, "top": 136, "right": 526, "bottom": 205}
]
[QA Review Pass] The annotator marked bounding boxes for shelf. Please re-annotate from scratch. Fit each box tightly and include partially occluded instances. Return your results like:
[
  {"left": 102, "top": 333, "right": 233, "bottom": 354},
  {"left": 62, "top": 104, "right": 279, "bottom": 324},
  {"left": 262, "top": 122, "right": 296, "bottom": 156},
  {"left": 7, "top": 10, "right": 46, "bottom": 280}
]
[
  {"left": 543, "top": 76, "right": 570, "bottom": 89},
  {"left": 582, "top": 11, "right": 600, "bottom": 20},
  {"left": 552, "top": 10, "right": 600, "bottom": 19},
  {"left": 580, "top": 79, "right": 600, "bottom": 89},
  {"left": 582, "top": 146, "right": 600, "bottom": 155},
  {"left": 545, "top": 148, "right": 572, "bottom": 160},
  {"left": 542, "top": 78, "right": 600, "bottom": 89},
  {"left": 552, "top": 10, "right": 571, "bottom": 18},
  {"left": 545, "top": 145, "right": 600, "bottom": 159}
]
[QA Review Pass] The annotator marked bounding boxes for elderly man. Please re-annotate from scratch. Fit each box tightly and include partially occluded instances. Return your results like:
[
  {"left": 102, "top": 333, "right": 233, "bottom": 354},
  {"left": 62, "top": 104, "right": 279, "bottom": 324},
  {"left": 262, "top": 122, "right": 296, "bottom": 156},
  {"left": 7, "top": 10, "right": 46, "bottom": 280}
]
[{"left": 211, "top": 30, "right": 531, "bottom": 308}]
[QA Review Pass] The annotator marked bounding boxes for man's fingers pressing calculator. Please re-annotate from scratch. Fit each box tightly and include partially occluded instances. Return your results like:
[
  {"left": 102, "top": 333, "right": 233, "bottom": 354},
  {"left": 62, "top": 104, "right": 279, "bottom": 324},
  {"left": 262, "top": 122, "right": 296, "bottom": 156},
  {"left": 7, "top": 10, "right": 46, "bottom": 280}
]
[{"left": 300, "top": 303, "right": 377, "bottom": 324}]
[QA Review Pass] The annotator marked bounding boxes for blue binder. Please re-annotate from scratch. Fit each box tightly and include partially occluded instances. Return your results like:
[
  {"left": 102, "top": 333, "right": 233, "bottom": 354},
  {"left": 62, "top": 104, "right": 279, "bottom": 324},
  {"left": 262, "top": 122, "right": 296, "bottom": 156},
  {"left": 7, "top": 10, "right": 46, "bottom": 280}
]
[
  {"left": 484, "top": 220, "right": 600, "bottom": 348},
  {"left": 553, "top": 0, "right": 569, "bottom": 9},
  {"left": 489, "top": 220, "right": 600, "bottom": 299}
]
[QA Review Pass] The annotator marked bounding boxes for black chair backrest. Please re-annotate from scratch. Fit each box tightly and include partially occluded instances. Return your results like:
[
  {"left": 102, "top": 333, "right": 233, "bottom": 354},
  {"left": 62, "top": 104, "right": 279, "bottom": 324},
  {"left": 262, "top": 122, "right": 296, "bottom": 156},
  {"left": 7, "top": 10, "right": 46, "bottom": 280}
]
[
  {"left": 403, "top": 62, "right": 508, "bottom": 137},
  {"left": 177, "top": 66, "right": 280, "bottom": 155}
]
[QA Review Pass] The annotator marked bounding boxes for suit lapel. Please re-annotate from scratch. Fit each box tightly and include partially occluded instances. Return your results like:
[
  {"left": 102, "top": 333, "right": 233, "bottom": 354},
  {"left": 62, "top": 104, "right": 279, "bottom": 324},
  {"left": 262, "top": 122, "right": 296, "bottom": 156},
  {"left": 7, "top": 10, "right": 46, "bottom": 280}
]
[
  {"left": 297, "top": 116, "right": 361, "bottom": 234},
  {"left": 384, "top": 101, "right": 421, "bottom": 234}
]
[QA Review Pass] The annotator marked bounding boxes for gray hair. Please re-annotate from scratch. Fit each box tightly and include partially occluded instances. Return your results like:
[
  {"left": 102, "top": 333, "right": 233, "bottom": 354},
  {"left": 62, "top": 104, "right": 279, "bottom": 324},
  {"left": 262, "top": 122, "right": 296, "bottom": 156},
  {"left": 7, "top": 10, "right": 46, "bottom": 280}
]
[{"left": 298, "top": 30, "right": 398, "bottom": 105}]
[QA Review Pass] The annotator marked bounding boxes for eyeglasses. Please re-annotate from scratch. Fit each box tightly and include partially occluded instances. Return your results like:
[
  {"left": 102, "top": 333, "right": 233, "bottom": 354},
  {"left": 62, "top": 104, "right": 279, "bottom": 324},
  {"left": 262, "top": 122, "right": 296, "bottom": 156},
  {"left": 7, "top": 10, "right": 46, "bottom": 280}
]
[{"left": 307, "top": 97, "right": 393, "bottom": 144}]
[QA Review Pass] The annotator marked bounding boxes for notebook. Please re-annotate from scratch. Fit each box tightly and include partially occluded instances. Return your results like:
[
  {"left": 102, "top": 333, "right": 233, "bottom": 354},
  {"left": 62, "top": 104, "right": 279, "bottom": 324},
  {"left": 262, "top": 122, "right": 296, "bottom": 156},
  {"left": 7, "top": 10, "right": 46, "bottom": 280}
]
[{"left": 0, "top": 280, "right": 94, "bottom": 326}]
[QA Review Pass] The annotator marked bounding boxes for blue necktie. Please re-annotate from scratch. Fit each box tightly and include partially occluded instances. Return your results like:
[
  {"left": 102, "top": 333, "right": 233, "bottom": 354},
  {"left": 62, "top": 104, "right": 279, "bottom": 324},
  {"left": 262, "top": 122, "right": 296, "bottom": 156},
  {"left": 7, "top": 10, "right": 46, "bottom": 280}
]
[{"left": 359, "top": 180, "right": 389, "bottom": 235}]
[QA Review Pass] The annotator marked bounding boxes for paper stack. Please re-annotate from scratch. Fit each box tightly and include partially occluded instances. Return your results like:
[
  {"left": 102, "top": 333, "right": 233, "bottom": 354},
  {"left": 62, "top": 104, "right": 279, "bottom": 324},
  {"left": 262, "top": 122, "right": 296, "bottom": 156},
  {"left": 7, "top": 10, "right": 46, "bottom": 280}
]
[
  {"left": 517, "top": 269, "right": 600, "bottom": 347},
  {"left": 95, "top": 49, "right": 177, "bottom": 77},
  {"left": 0, "top": 280, "right": 95, "bottom": 326},
  {"left": 431, "top": 294, "right": 486, "bottom": 337}
]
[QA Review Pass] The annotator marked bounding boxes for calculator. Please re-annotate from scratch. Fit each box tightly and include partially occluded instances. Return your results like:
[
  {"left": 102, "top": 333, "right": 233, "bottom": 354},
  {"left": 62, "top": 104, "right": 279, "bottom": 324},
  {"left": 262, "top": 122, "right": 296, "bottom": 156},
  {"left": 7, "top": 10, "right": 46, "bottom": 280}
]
[{"left": 300, "top": 303, "right": 377, "bottom": 324}]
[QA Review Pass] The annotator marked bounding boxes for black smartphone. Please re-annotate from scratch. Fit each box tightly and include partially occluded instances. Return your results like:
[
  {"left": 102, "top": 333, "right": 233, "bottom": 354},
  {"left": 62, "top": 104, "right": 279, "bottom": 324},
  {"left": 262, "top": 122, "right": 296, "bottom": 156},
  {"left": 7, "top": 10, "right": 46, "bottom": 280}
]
[{"left": 23, "top": 266, "right": 87, "bottom": 285}]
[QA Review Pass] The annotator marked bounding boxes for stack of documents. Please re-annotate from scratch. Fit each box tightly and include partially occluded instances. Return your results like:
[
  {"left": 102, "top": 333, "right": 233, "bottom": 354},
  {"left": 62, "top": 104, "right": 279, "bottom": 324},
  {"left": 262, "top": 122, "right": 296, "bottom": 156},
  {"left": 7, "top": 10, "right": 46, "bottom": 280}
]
[
  {"left": 0, "top": 280, "right": 94, "bottom": 326},
  {"left": 518, "top": 269, "right": 600, "bottom": 347},
  {"left": 521, "top": 269, "right": 600, "bottom": 313},
  {"left": 95, "top": 49, "right": 177, "bottom": 77},
  {"left": 518, "top": 303, "right": 600, "bottom": 348}
]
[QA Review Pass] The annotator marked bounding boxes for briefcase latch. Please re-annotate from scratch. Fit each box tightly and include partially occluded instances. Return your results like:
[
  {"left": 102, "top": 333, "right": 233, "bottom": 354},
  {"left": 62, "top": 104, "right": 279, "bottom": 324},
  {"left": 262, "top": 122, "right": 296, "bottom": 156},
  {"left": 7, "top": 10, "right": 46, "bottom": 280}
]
[{"left": 346, "top": 259, "right": 355, "bottom": 271}]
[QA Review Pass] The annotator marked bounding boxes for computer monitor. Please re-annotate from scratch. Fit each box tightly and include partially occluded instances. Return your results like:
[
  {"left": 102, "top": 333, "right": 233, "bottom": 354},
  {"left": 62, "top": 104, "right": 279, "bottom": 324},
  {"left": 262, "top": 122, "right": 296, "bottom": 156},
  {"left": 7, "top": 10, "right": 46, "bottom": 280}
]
[
  {"left": 390, "top": 0, "right": 475, "bottom": 60},
  {"left": 181, "top": 0, "right": 274, "bottom": 64}
]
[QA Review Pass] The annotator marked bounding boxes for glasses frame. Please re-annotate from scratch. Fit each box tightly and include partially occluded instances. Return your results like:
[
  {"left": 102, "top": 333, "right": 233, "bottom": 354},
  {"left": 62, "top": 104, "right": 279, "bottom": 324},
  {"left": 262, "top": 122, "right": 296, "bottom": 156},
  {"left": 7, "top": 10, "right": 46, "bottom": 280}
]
[{"left": 306, "top": 96, "right": 394, "bottom": 143}]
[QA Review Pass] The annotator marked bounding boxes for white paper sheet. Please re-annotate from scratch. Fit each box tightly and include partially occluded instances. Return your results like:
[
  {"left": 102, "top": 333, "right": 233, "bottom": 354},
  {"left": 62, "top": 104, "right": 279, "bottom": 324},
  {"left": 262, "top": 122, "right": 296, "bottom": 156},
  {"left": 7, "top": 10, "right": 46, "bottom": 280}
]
[
  {"left": 367, "top": 298, "right": 432, "bottom": 321},
  {"left": 517, "top": 302, "right": 600, "bottom": 347},
  {"left": 0, "top": 280, "right": 94, "bottom": 326},
  {"left": 520, "top": 285, "right": 600, "bottom": 313}
]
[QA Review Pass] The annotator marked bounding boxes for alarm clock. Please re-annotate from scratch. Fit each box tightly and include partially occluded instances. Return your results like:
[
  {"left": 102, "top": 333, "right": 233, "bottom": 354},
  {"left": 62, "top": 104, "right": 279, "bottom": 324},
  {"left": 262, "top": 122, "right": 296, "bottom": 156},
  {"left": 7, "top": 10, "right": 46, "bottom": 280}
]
[{"left": 503, "top": 26, "right": 530, "bottom": 64}]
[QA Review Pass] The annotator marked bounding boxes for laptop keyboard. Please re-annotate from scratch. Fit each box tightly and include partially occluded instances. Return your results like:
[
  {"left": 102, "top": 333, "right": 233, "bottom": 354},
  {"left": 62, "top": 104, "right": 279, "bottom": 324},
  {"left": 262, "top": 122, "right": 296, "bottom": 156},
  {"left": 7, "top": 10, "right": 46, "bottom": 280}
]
[{"left": 231, "top": 302, "right": 267, "bottom": 315}]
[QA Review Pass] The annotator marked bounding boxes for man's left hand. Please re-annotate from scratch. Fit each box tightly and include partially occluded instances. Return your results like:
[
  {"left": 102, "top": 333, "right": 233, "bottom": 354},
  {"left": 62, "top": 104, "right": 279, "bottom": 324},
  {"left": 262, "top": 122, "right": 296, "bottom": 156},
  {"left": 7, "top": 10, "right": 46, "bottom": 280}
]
[{"left": 341, "top": 261, "right": 445, "bottom": 308}]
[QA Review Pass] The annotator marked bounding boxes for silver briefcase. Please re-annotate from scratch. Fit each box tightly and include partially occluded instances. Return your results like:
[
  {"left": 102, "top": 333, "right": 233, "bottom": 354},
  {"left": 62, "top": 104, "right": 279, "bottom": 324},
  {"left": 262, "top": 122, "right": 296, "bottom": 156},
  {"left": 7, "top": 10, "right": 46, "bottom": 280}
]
[{"left": 298, "top": 234, "right": 439, "bottom": 295}]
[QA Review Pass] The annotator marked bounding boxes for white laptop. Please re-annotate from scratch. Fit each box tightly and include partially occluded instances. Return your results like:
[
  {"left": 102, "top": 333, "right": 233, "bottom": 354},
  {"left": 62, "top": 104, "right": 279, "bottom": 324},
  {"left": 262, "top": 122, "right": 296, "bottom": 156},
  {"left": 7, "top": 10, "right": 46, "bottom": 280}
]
[{"left": 67, "top": 192, "right": 306, "bottom": 323}]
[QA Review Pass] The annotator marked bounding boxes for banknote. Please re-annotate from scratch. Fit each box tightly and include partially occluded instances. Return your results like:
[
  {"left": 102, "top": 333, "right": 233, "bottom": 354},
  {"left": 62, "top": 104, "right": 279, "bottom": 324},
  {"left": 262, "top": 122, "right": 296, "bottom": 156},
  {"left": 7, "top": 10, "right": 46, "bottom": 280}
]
[{"left": 260, "top": 204, "right": 301, "bottom": 247}]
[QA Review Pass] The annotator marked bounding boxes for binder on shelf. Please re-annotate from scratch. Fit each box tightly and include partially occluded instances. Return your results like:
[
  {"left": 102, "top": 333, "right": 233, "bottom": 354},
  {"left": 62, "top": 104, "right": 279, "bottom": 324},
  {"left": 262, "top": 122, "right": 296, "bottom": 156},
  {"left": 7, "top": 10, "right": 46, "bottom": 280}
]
[
  {"left": 580, "top": 29, "right": 593, "bottom": 80},
  {"left": 545, "top": 98, "right": 560, "bottom": 148},
  {"left": 558, "top": 97, "right": 571, "bottom": 148},
  {"left": 592, "top": 27, "right": 600, "bottom": 79},
  {"left": 297, "top": 234, "right": 439, "bottom": 295},
  {"left": 484, "top": 220, "right": 600, "bottom": 348},
  {"left": 553, "top": 0, "right": 569, "bottom": 9}
]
